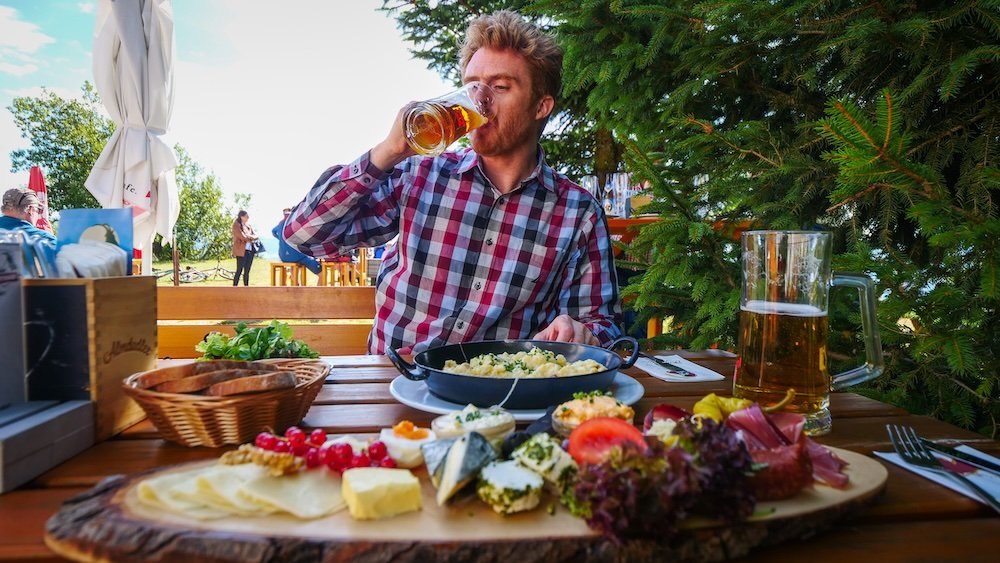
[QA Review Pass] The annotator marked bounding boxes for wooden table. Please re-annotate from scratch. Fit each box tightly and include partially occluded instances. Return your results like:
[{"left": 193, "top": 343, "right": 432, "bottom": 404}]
[{"left": 3, "top": 351, "right": 998, "bottom": 561}]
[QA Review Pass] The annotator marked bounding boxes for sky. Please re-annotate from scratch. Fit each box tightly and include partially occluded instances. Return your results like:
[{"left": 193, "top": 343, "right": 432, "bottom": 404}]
[{"left": 0, "top": 0, "right": 452, "bottom": 233}]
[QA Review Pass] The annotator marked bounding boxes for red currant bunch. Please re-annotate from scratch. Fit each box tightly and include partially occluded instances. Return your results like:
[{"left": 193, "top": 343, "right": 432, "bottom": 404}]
[
  {"left": 322, "top": 440, "right": 397, "bottom": 473},
  {"left": 253, "top": 431, "right": 397, "bottom": 473}
]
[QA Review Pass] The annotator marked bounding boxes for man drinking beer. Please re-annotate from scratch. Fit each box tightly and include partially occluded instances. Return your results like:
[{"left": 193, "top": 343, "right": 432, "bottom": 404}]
[{"left": 283, "top": 11, "right": 621, "bottom": 354}]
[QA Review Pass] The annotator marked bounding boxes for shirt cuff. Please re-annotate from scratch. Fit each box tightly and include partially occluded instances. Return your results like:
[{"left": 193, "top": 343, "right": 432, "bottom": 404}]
[
  {"left": 338, "top": 151, "right": 391, "bottom": 186},
  {"left": 587, "top": 321, "right": 622, "bottom": 347}
]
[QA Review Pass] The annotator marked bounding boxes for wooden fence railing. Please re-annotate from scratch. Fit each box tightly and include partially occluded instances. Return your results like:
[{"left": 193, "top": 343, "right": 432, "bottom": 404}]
[{"left": 156, "top": 286, "right": 376, "bottom": 358}]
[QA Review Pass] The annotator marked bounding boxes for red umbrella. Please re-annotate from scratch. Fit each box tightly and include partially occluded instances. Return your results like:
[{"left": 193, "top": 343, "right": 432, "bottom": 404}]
[{"left": 27, "top": 165, "right": 53, "bottom": 233}]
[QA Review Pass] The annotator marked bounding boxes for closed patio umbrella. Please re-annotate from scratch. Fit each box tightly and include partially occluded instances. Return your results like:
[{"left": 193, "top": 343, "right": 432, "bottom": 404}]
[
  {"left": 85, "top": 0, "right": 178, "bottom": 275},
  {"left": 27, "top": 165, "right": 53, "bottom": 233}
]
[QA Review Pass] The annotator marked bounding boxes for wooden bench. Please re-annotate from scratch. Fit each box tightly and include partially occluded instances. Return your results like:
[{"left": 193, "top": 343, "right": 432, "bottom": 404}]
[{"left": 156, "top": 286, "right": 377, "bottom": 358}]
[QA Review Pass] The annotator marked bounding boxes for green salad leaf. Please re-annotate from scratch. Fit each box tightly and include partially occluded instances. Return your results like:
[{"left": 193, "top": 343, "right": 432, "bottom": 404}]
[{"left": 195, "top": 320, "right": 320, "bottom": 360}]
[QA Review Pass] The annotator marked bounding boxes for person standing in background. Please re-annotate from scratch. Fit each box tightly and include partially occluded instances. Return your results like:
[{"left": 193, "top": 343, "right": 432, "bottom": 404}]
[
  {"left": 231, "top": 210, "right": 259, "bottom": 286},
  {"left": 273, "top": 208, "right": 321, "bottom": 274}
]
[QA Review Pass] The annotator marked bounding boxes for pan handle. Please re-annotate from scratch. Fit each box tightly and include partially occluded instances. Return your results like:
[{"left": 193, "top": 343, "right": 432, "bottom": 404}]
[
  {"left": 608, "top": 336, "right": 640, "bottom": 368},
  {"left": 386, "top": 347, "right": 428, "bottom": 381}
]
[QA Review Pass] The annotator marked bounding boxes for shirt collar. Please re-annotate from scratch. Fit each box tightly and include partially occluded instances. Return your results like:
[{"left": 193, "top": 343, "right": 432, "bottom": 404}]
[{"left": 454, "top": 146, "right": 559, "bottom": 194}]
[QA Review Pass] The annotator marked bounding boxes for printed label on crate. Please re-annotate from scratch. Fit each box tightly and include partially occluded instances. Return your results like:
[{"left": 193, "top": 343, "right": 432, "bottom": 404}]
[{"left": 102, "top": 337, "right": 154, "bottom": 365}]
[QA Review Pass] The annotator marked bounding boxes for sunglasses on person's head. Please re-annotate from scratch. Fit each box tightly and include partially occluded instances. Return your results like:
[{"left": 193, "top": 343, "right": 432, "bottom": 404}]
[{"left": 16, "top": 191, "right": 37, "bottom": 209}]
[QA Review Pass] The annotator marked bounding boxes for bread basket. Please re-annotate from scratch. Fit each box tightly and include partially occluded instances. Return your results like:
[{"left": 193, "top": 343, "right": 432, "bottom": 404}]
[{"left": 122, "top": 358, "right": 329, "bottom": 447}]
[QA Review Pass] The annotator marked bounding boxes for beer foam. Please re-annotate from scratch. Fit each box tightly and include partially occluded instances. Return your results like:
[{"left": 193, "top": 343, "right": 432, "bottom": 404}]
[{"left": 742, "top": 300, "right": 826, "bottom": 317}]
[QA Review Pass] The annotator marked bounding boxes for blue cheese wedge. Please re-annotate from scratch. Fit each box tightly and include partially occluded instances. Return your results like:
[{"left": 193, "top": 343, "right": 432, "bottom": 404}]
[
  {"left": 511, "top": 433, "right": 578, "bottom": 491},
  {"left": 422, "top": 432, "right": 496, "bottom": 506},
  {"left": 476, "top": 460, "right": 543, "bottom": 515},
  {"left": 421, "top": 437, "right": 457, "bottom": 489}
]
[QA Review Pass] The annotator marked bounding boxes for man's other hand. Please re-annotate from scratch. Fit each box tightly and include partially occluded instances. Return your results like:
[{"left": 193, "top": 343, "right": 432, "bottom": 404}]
[{"left": 534, "top": 315, "right": 598, "bottom": 345}]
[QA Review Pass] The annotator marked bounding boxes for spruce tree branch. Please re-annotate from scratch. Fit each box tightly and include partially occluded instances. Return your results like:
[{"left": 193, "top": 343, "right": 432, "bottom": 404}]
[
  {"left": 907, "top": 112, "right": 989, "bottom": 156},
  {"left": 819, "top": 123, "right": 860, "bottom": 151},
  {"left": 826, "top": 183, "right": 889, "bottom": 213},
  {"left": 931, "top": 369, "right": 988, "bottom": 405},
  {"left": 805, "top": 1, "right": 879, "bottom": 27},
  {"left": 621, "top": 137, "right": 695, "bottom": 221},
  {"left": 883, "top": 93, "right": 892, "bottom": 151},
  {"left": 707, "top": 243, "right": 738, "bottom": 290},
  {"left": 684, "top": 117, "right": 780, "bottom": 167},
  {"left": 832, "top": 100, "right": 935, "bottom": 196},
  {"left": 621, "top": 136, "right": 737, "bottom": 290},
  {"left": 717, "top": 76, "right": 822, "bottom": 114}
]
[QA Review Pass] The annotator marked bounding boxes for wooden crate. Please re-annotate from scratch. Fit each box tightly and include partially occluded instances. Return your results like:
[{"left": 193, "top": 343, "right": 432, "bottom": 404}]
[{"left": 23, "top": 276, "right": 157, "bottom": 440}]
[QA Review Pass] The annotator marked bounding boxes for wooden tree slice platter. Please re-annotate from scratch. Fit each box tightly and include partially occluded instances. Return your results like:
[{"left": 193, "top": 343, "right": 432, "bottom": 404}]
[{"left": 45, "top": 447, "right": 887, "bottom": 562}]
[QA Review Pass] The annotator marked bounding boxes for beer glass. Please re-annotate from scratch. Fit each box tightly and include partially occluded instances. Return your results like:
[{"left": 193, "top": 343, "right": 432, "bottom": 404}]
[
  {"left": 403, "top": 82, "right": 494, "bottom": 156},
  {"left": 733, "top": 231, "right": 883, "bottom": 435}
]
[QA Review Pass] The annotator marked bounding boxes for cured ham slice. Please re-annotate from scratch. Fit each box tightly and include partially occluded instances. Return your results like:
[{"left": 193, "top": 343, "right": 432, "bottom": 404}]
[
  {"left": 726, "top": 405, "right": 850, "bottom": 490},
  {"left": 748, "top": 440, "right": 813, "bottom": 500},
  {"left": 726, "top": 404, "right": 791, "bottom": 448},
  {"left": 806, "top": 440, "right": 850, "bottom": 488}
]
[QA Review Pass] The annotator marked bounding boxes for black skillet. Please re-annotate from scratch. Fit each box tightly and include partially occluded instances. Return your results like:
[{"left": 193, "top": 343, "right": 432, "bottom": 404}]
[{"left": 386, "top": 336, "right": 639, "bottom": 409}]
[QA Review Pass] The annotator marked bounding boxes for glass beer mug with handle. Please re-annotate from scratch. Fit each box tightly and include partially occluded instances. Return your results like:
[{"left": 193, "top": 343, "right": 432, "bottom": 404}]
[
  {"left": 733, "top": 231, "right": 884, "bottom": 436},
  {"left": 403, "top": 82, "right": 494, "bottom": 156}
]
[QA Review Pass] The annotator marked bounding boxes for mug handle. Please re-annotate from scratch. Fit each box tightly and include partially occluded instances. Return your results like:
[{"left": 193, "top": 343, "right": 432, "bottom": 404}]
[{"left": 830, "top": 273, "right": 885, "bottom": 390}]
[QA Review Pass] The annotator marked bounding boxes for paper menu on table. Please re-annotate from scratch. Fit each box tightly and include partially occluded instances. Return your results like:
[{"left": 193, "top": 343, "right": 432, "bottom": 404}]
[{"left": 634, "top": 354, "right": 725, "bottom": 382}]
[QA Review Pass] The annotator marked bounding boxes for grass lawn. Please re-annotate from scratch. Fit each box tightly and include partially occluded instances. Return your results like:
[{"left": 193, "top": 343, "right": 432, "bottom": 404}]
[{"left": 152, "top": 257, "right": 317, "bottom": 286}]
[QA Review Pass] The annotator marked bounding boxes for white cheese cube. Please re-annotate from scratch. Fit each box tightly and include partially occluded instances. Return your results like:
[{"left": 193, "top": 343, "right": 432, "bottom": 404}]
[{"left": 341, "top": 468, "right": 421, "bottom": 520}]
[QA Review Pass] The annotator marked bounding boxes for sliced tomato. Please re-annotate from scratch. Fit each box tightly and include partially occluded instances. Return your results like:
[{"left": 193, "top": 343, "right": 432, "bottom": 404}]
[{"left": 567, "top": 417, "right": 647, "bottom": 465}]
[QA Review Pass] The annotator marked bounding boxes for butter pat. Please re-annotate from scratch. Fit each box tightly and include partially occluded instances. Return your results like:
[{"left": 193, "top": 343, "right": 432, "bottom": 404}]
[{"left": 342, "top": 467, "right": 422, "bottom": 520}]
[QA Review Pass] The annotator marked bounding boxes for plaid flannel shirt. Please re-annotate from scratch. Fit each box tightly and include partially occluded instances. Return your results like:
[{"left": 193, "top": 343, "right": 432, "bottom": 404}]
[{"left": 284, "top": 147, "right": 622, "bottom": 354}]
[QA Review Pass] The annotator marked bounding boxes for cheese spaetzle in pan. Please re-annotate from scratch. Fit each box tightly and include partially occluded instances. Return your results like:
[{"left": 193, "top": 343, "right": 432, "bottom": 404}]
[{"left": 442, "top": 346, "right": 606, "bottom": 378}]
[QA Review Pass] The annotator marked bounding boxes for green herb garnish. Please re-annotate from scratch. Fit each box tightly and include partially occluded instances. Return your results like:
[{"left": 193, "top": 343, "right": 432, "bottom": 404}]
[
  {"left": 572, "top": 390, "right": 613, "bottom": 400},
  {"left": 195, "top": 320, "right": 319, "bottom": 360}
]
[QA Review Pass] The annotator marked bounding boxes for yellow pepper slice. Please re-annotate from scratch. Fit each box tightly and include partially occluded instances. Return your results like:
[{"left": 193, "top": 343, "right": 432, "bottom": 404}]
[
  {"left": 692, "top": 389, "right": 796, "bottom": 422},
  {"left": 692, "top": 394, "right": 752, "bottom": 422}
]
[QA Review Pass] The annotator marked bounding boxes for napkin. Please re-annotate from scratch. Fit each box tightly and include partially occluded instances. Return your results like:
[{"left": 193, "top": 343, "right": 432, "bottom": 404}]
[
  {"left": 634, "top": 354, "right": 725, "bottom": 382},
  {"left": 874, "top": 446, "right": 1000, "bottom": 506}
]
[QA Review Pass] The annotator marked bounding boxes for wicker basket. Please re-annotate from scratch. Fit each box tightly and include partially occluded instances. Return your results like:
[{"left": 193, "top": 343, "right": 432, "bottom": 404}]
[{"left": 122, "top": 358, "right": 329, "bottom": 447}]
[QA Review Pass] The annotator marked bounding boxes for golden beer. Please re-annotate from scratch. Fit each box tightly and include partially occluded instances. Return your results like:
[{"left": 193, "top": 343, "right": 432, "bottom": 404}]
[
  {"left": 405, "top": 102, "right": 488, "bottom": 156},
  {"left": 403, "top": 82, "right": 493, "bottom": 156},
  {"left": 733, "top": 301, "right": 830, "bottom": 417}
]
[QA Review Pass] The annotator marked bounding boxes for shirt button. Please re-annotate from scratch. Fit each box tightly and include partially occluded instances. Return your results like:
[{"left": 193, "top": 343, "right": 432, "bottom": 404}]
[
  {"left": 457, "top": 321, "right": 465, "bottom": 329},
  {"left": 486, "top": 238, "right": 494, "bottom": 246},
  {"left": 474, "top": 281, "right": 481, "bottom": 290}
]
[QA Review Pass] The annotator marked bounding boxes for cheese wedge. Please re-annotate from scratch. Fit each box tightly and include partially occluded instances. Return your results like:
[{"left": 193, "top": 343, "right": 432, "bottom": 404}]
[
  {"left": 238, "top": 468, "right": 346, "bottom": 519},
  {"left": 137, "top": 468, "right": 230, "bottom": 520},
  {"left": 195, "top": 464, "right": 276, "bottom": 515},
  {"left": 425, "top": 432, "right": 496, "bottom": 506},
  {"left": 341, "top": 467, "right": 422, "bottom": 520}
]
